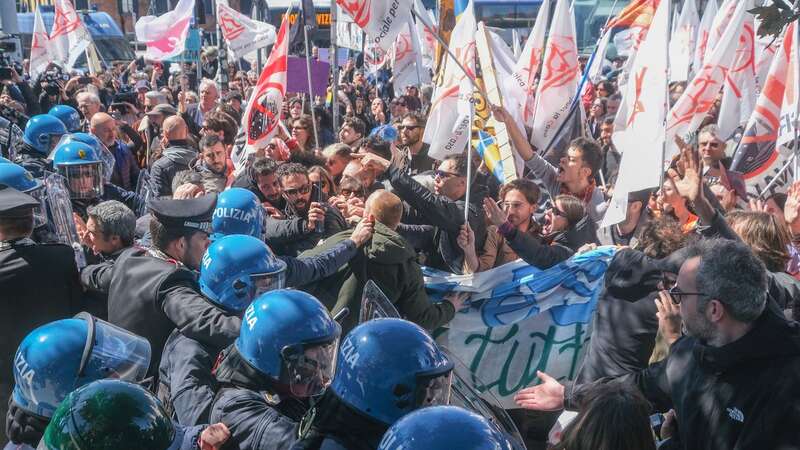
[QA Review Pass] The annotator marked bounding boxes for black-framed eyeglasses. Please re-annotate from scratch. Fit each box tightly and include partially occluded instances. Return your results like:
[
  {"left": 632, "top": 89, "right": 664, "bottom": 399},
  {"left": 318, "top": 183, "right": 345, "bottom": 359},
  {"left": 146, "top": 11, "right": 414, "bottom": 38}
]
[
  {"left": 284, "top": 185, "right": 311, "bottom": 196},
  {"left": 668, "top": 285, "right": 709, "bottom": 305},
  {"left": 434, "top": 169, "right": 460, "bottom": 180}
]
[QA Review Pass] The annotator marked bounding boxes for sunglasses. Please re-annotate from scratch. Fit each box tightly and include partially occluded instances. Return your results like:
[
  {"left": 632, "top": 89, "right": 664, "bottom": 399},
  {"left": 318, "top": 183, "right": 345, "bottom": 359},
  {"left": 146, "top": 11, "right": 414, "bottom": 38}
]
[
  {"left": 292, "top": 126, "right": 308, "bottom": 131},
  {"left": 434, "top": 169, "right": 460, "bottom": 180},
  {"left": 283, "top": 185, "right": 311, "bottom": 196},
  {"left": 548, "top": 206, "right": 567, "bottom": 218},
  {"left": 668, "top": 285, "right": 709, "bottom": 305}
]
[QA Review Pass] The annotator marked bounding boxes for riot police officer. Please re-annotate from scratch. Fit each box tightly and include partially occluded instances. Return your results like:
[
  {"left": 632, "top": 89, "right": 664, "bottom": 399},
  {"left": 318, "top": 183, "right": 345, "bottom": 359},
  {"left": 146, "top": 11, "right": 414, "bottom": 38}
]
[
  {"left": 210, "top": 289, "right": 341, "bottom": 450},
  {"left": 0, "top": 186, "right": 83, "bottom": 439},
  {"left": 80, "top": 194, "right": 240, "bottom": 379},
  {"left": 0, "top": 163, "right": 49, "bottom": 234},
  {"left": 5, "top": 313, "right": 151, "bottom": 447},
  {"left": 51, "top": 140, "right": 144, "bottom": 219},
  {"left": 293, "top": 318, "right": 454, "bottom": 450},
  {"left": 377, "top": 406, "right": 514, "bottom": 450},
  {"left": 15, "top": 114, "right": 66, "bottom": 179},
  {"left": 48, "top": 105, "right": 82, "bottom": 133},
  {"left": 39, "top": 379, "right": 232, "bottom": 450},
  {"left": 211, "top": 187, "right": 265, "bottom": 240}
]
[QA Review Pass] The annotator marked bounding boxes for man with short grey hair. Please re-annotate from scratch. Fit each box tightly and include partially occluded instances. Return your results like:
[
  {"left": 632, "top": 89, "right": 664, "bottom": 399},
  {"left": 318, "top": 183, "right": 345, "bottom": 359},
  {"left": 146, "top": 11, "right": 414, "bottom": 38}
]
[
  {"left": 85, "top": 200, "right": 136, "bottom": 259},
  {"left": 76, "top": 91, "right": 102, "bottom": 126},
  {"left": 515, "top": 238, "right": 800, "bottom": 449}
]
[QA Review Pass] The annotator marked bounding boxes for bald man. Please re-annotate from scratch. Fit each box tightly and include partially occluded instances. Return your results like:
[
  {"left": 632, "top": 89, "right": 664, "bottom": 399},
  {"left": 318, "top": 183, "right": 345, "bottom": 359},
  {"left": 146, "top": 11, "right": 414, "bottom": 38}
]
[
  {"left": 301, "top": 190, "right": 466, "bottom": 333},
  {"left": 90, "top": 113, "right": 140, "bottom": 191},
  {"left": 149, "top": 116, "right": 198, "bottom": 197}
]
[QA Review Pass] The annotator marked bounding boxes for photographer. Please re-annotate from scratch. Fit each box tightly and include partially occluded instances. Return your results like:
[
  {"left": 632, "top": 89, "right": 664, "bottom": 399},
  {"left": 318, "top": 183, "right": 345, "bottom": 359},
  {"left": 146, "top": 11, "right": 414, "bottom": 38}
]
[
  {"left": 32, "top": 67, "right": 70, "bottom": 114},
  {"left": 0, "top": 66, "right": 38, "bottom": 117}
]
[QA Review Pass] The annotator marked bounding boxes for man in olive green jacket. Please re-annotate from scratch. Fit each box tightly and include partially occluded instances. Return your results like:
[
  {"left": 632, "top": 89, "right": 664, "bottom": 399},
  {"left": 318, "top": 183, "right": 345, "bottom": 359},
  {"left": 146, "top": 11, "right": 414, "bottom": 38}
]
[{"left": 301, "top": 190, "right": 466, "bottom": 333}]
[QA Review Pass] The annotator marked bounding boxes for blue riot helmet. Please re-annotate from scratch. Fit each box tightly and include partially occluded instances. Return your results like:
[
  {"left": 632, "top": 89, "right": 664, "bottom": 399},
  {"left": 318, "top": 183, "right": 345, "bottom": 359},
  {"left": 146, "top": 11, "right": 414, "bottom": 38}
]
[
  {"left": 48, "top": 105, "right": 82, "bottom": 132},
  {"left": 199, "top": 234, "right": 288, "bottom": 313},
  {"left": 236, "top": 290, "right": 341, "bottom": 398},
  {"left": 0, "top": 155, "right": 10, "bottom": 163},
  {"left": 55, "top": 132, "right": 115, "bottom": 183},
  {"left": 330, "top": 318, "right": 453, "bottom": 425},
  {"left": 378, "top": 406, "right": 514, "bottom": 450},
  {"left": 211, "top": 188, "right": 265, "bottom": 240},
  {"left": 12, "top": 312, "right": 151, "bottom": 418},
  {"left": 0, "top": 163, "right": 48, "bottom": 227},
  {"left": 23, "top": 114, "right": 67, "bottom": 155},
  {"left": 52, "top": 141, "right": 104, "bottom": 199}
]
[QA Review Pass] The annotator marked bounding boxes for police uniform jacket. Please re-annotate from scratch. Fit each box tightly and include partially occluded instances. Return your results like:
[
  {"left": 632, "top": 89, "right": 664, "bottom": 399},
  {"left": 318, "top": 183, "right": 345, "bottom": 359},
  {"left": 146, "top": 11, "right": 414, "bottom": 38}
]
[{"left": 80, "top": 246, "right": 241, "bottom": 377}]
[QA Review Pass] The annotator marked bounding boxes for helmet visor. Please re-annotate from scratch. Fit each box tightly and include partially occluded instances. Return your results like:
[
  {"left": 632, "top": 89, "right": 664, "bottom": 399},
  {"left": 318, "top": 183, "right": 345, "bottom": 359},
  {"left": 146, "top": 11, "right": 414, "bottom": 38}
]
[
  {"left": 27, "top": 185, "right": 48, "bottom": 228},
  {"left": 251, "top": 270, "right": 287, "bottom": 298},
  {"left": 414, "top": 370, "right": 453, "bottom": 408},
  {"left": 283, "top": 339, "right": 339, "bottom": 398},
  {"left": 59, "top": 163, "right": 104, "bottom": 199},
  {"left": 78, "top": 315, "right": 151, "bottom": 383}
]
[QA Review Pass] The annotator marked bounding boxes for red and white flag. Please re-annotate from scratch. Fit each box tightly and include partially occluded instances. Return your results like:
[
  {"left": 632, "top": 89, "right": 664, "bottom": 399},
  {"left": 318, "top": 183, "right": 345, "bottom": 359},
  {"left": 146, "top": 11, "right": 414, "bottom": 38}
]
[
  {"left": 50, "top": 0, "right": 92, "bottom": 69},
  {"left": 512, "top": 0, "right": 550, "bottom": 129},
  {"left": 30, "top": 8, "right": 53, "bottom": 80},
  {"left": 665, "top": 0, "right": 749, "bottom": 159},
  {"left": 217, "top": 0, "right": 276, "bottom": 59},
  {"left": 704, "top": 0, "right": 737, "bottom": 65},
  {"left": 336, "top": 0, "right": 412, "bottom": 52},
  {"left": 392, "top": 21, "right": 430, "bottom": 96},
  {"left": 691, "top": 0, "right": 717, "bottom": 79},
  {"left": 668, "top": 0, "right": 698, "bottom": 82},
  {"left": 413, "top": 0, "right": 436, "bottom": 68},
  {"left": 731, "top": 23, "right": 796, "bottom": 197},
  {"left": 231, "top": 8, "right": 291, "bottom": 172},
  {"left": 529, "top": 0, "right": 578, "bottom": 151},
  {"left": 602, "top": 0, "right": 669, "bottom": 227},
  {"left": 717, "top": 8, "right": 757, "bottom": 140},
  {"left": 778, "top": 23, "right": 800, "bottom": 147},
  {"left": 423, "top": 0, "right": 476, "bottom": 160},
  {"left": 135, "top": 0, "right": 194, "bottom": 61}
]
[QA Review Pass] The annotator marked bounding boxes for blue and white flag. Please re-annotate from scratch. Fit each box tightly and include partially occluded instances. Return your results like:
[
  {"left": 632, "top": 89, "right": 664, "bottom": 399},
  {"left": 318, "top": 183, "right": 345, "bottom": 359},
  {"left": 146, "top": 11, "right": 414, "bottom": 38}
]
[{"left": 426, "top": 246, "right": 617, "bottom": 408}]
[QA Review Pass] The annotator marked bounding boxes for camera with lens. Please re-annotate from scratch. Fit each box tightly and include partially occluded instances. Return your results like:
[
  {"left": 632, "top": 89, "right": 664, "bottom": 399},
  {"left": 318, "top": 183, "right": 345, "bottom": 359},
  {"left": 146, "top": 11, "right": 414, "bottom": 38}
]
[{"left": 41, "top": 69, "right": 69, "bottom": 96}]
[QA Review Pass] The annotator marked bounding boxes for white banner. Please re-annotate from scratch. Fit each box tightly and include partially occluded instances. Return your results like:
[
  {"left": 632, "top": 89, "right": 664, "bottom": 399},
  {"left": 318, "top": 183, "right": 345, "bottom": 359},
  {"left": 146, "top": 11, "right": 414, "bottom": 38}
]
[
  {"left": 529, "top": 0, "right": 579, "bottom": 151},
  {"left": 392, "top": 21, "right": 430, "bottom": 96},
  {"left": 50, "top": 0, "right": 92, "bottom": 69},
  {"left": 135, "top": 0, "right": 195, "bottom": 61},
  {"left": 691, "top": 0, "right": 717, "bottom": 79},
  {"left": 668, "top": 0, "right": 698, "bottom": 82},
  {"left": 336, "top": 0, "right": 412, "bottom": 51},
  {"left": 513, "top": 0, "right": 550, "bottom": 129},
  {"left": 218, "top": 0, "right": 277, "bottom": 59},
  {"left": 717, "top": 11, "right": 757, "bottom": 141},
  {"left": 30, "top": 8, "right": 53, "bottom": 80}
]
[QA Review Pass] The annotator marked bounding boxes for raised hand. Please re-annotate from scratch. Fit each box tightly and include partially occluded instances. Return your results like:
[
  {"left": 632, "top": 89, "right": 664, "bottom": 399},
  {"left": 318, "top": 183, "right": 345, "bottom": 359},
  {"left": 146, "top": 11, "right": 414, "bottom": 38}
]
[
  {"left": 655, "top": 290, "right": 682, "bottom": 345},
  {"left": 513, "top": 371, "right": 566, "bottom": 411},
  {"left": 785, "top": 181, "right": 800, "bottom": 233},
  {"left": 667, "top": 136, "right": 704, "bottom": 203},
  {"left": 483, "top": 197, "right": 507, "bottom": 228}
]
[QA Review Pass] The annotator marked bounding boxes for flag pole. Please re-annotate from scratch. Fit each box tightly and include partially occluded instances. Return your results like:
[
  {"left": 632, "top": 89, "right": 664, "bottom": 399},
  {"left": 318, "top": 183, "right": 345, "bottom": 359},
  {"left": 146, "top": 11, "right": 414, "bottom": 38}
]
[
  {"left": 758, "top": 153, "right": 797, "bottom": 199},
  {"left": 410, "top": 7, "right": 490, "bottom": 101},
  {"left": 331, "top": 0, "right": 340, "bottom": 131},
  {"left": 659, "top": 0, "right": 673, "bottom": 191},
  {"left": 794, "top": 16, "right": 800, "bottom": 182},
  {"left": 465, "top": 90, "right": 474, "bottom": 224},
  {"left": 303, "top": 22, "right": 320, "bottom": 147}
]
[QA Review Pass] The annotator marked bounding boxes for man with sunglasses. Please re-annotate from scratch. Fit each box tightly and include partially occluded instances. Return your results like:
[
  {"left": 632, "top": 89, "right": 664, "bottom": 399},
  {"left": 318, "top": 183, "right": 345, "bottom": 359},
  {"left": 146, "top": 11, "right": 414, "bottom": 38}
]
[
  {"left": 398, "top": 112, "right": 436, "bottom": 176},
  {"left": 515, "top": 238, "right": 800, "bottom": 449},
  {"left": 264, "top": 163, "right": 346, "bottom": 257}
]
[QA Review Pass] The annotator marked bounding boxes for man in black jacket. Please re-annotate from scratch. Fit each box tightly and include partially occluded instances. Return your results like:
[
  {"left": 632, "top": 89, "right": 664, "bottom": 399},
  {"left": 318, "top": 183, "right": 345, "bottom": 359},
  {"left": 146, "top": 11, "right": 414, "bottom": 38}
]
[
  {"left": 150, "top": 116, "right": 197, "bottom": 198},
  {"left": 515, "top": 238, "right": 800, "bottom": 449}
]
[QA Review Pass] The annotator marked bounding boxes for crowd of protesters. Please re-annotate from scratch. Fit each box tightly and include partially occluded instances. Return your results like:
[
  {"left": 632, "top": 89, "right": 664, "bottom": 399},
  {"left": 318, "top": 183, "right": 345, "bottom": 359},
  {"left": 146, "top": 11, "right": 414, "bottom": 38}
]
[{"left": 0, "top": 38, "right": 799, "bottom": 450}]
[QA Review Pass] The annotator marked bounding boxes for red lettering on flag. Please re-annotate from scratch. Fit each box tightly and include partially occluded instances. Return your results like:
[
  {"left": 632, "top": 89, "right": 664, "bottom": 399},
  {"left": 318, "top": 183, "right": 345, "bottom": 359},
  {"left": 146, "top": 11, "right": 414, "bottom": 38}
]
[
  {"left": 540, "top": 36, "right": 577, "bottom": 92},
  {"left": 51, "top": 4, "right": 80, "bottom": 39},
  {"left": 219, "top": 8, "right": 246, "bottom": 41},
  {"left": 627, "top": 67, "right": 648, "bottom": 127}
]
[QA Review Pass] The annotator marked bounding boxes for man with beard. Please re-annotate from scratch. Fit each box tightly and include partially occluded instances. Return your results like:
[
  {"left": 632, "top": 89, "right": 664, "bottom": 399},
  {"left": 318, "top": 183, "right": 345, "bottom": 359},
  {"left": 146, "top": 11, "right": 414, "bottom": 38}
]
[
  {"left": 139, "top": 103, "right": 177, "bottom": 166},
  {"left": 264, "top": 163, "right": 346, "bottom": 256},
  {"left": 398, "top": 112, "right": 436, "bottom": 175},
  {"left": 597, "top": 116, "right": 621, "bottom": 191},
  {"left": 180, "top": 134, "right": 228, "bottom": 194},
  {"left": 90, "top": 113, "right": 140, "bottom": 191},
  {"left": 338, "top": 117, "right": 366, "bottom": 150}
]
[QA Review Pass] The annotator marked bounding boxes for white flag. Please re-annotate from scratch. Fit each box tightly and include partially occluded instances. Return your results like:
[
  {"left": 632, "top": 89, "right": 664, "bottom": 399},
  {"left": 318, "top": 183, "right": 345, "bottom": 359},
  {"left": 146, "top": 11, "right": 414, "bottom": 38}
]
[
  {"left": 29, "top": 8, "right": 53, "bottom": 80},
  {"left": 50, "top": 0, "right": 92, "bottom": 70},
  {"left": 231, "top": 8, "right": 291, "bottom": 172},
  {"left": 218, "top": 0, "right": 276, "bottom": 59},
  {"left": 704, "top": 0, "right": 736, "bottom": 65},
  {"left": 392, "top": 21, "right": 431, "bottom": 96},
  {"left": 135, "top": 0, "right": 195, "bottom": 61},
  {"left": 512, "top": 0, "right": 550, "bottom": 129},
  {"left": 336, "top": 0, "right": 412, "bottom": 52},
  {"left": 778, "top": 23, "right": 800, "bottom": 147},
  {"left": 423, "top": 0, "right": 476, "bottom": 160},
  {"left": 668, "top": 0, "right": 698, "bottom": 82},
  {"left": 413, "top": 0, "right": 437, "bottom": 68},
  {"left": 665, "top": 0, "right": 750, "bottom": 159},
  {"left": 529, "top": 0, "right": 579, "bottom": 151},
  {"left": 692, "top": 0, "right": 717, "bottom": 79},
  {"left": 602, "top": 0, "right": 669, "bottom": 228},
  {"left": 717, "top": 8, "right": 757, "bottom": 140}
]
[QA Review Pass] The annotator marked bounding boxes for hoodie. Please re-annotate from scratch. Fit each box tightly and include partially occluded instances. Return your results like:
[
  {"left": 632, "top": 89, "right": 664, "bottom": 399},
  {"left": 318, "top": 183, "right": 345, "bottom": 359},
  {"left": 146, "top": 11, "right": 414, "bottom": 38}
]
[{"left": 300, "top": 222, "right": 455, "bottom": 334}]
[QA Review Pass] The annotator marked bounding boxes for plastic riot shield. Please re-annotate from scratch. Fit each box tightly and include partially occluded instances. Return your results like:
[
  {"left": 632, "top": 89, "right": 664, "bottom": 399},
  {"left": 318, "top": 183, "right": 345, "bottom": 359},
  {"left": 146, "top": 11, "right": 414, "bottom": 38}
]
[
  {"left": 134, "top": 169, "right": 153, "bottom": 217},
  {"left": 97, "top": 142, "right": 115, "bottom": 184},
  {"left": 0, "top": 113, "right": 22, "bottom": 161},
  {"left": 359, "top": 280, "right": 401, "bottom": 323},
  {"left": 442, "top": 346, "right": 527, "bottom": 450},
  {"left": 45, "top": 173, "right": 87, "bottom": 269}
]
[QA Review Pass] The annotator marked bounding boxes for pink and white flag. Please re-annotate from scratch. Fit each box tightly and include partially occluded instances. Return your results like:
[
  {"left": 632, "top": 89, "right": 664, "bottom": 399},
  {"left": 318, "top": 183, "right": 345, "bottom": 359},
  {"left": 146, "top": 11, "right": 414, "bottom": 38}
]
[
  {"left": 512, "top": 0, "right": 550, "bottom": 129},
  {"left": 602, "top": 0, "right": 669, "bottom": 227},
  {"left": 217, "top": 0, "right": 276, "bottom": 59},
  {"left": 665, "top": 0, "right": 749, "bottom": 159},
  {"left": 392, "top": 20, "right": 430, "bottom": 96},
  {"left": 717, "top": 8, "right": 757, "bottom": 140},
  {"left": 336, "top": 0, "right": 412, "bottom": 52},
  {"left": 691, "top": 0, "right": 717, "bottom": 79},
  {"left": 50, "top": 0, "right": 92, "bottom": 69},
  {"left": 231, "top": 8, "right": 291, "bottom": 172},
  {"left": 423, "top": 0, "right": 476, "bottom": 160},
  {"left": 135, "top": 0, "right": 194, "bottom": 61},
  {"left": 529, "top": 0, "right": 579, "bottom": 151},
  {"left": 29, "top": 8, "right": 53, "bottom": 80},
  {"left": 668, "top": 0, "right": 698, "bottom": 82}
]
